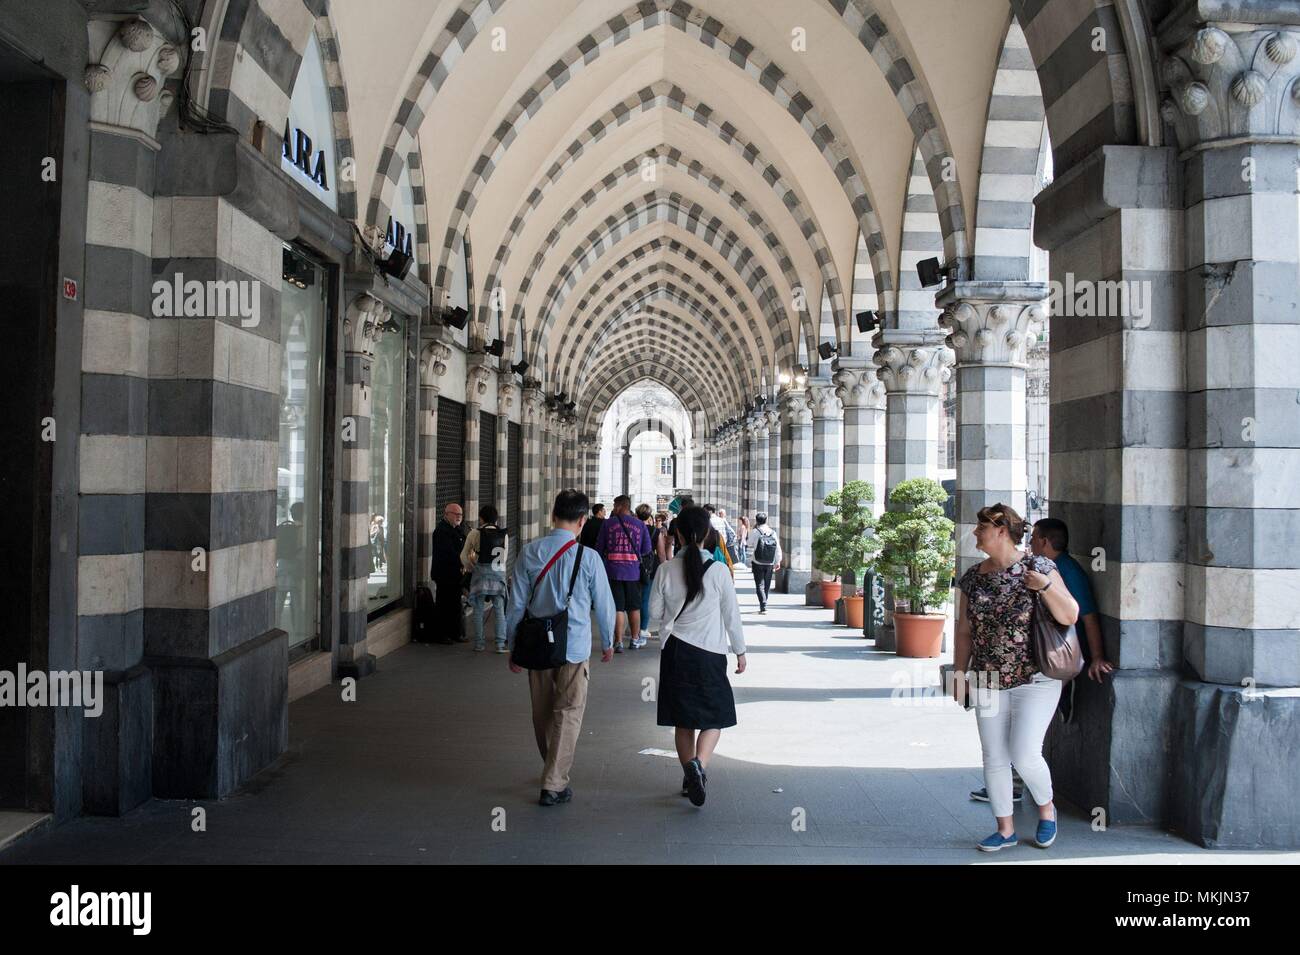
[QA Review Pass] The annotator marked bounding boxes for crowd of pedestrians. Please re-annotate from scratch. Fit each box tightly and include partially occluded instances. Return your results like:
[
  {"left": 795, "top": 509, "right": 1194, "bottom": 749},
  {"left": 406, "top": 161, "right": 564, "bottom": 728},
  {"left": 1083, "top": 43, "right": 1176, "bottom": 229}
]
[{"left": 418, "top": 486, "right": 1112, "bottom": 849}]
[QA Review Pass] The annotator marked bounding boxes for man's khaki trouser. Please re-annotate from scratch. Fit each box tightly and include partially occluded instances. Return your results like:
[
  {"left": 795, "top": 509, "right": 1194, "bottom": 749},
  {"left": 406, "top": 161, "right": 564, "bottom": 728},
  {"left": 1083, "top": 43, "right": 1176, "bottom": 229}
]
[{"left": 527, "top": 660, "right": 590, "bottom": 792}]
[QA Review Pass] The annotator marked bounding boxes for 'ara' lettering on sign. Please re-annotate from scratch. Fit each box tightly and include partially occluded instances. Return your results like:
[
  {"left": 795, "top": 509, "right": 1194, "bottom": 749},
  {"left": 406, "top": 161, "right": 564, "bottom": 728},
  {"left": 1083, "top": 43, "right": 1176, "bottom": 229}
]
[
  {"left": 282, "top": 120, "right": 329, "bottom": 192},
  {"left": 386, "top": 216, "right": 414, "bottom": 257}
]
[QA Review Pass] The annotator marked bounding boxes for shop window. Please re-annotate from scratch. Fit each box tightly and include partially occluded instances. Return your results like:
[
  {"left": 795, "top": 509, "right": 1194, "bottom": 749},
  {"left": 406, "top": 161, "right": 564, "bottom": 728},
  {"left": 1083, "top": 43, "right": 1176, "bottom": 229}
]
[{"left": 367, "top": 321, "right": 407, "bottom": 609}]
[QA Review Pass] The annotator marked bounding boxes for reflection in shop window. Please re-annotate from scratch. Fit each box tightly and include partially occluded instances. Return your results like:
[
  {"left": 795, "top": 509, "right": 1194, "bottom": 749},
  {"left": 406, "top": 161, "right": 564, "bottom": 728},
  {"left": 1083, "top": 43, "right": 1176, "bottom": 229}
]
[
  {"left": 368, "top": 319, "right": 406, "bottom": 608},
  {"left": 276, "top": 246, "right": 325, "bottom": 651}
]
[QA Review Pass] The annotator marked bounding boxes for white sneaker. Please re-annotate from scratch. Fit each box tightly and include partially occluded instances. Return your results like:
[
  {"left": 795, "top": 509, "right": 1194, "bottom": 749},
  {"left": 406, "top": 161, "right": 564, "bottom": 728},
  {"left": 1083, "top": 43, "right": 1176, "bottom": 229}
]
[{"left": 631, "top": 636, "right": 648, "bottom": 649}]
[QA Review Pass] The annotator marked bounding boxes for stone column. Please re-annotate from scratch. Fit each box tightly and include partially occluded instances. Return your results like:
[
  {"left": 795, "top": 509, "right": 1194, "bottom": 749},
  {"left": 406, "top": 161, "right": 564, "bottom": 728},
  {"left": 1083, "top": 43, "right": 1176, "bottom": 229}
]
[
  {"left": 520, "top": 386, "right": 545, "bottom": 542},
  {"left": 463, "top": 360, "right": 492, "bottom": 522},
  {"left": 495, "top": 376, "right": 514, "bottom": 526},
  {"left": 417, "top": 340, "right": 450, "bottom": 583},
  {"left": 833, "top": 358, "right": 887, "bottom": 512},
  {"left": 337, "top": 296, "right": 385, "bottom": 679},
  {"left": 561, "top": 418, "right": 578, "bottom": 490},
  {"left": 765, "top": 408, "right": 782, "bottom": 534},
  {"left": 778, "top": 389, "right": 813, "bottom": 593},
  {"left": 876, "top": 338, "right": 953, "bottom": 494},
  {"left": 807, "top": 378, "right": 843, "bottom": 599},
  {"left": 582, "top": 431, "right": 601, "bottom": 497},
  {"left": 747, "top": 414, "right": 769, "bottom": 520},
  {"left": 873, "top": 339, "right": 953, "bottom": 650},
  {"left": 1149, "top": 10, "right": 1300, "bottom": 845},
  {"left": 937, "top": 284, "right": 1048, "bottom": 577}
]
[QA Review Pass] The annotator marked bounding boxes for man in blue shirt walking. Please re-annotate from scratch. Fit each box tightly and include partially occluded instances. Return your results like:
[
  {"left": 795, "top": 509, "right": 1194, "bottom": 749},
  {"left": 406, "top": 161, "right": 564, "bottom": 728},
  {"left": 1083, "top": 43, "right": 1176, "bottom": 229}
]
[{"left": 506, "top": 489, "right": 616, "bottom": 806}]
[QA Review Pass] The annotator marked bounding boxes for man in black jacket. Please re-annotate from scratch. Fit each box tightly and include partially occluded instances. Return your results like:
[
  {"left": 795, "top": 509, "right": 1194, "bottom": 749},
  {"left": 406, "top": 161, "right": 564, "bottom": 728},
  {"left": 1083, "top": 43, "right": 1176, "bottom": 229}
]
[
  {"left": 431, "top": 503, "right": 468, "bottom": 643},
  {"left": 578, "top": 503, "right": 606, "bottom": 549}
]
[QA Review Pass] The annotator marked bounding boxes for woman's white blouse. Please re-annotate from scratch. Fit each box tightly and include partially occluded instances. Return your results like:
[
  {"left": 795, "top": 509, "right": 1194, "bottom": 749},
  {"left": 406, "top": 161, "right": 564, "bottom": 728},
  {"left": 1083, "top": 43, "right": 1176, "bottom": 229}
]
[{"left": 649, "top": 548, "right": 746, "bottom": 655}]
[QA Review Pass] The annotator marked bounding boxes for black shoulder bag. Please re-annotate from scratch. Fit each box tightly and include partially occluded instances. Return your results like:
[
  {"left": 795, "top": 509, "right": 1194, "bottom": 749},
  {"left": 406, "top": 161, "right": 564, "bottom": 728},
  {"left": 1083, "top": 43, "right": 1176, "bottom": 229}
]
[
  {"left": 510, "top": 541, "right": 585, "bottom": 670},
  {"left": 616, "top": 516, "right": 656, "bottom": 584}
]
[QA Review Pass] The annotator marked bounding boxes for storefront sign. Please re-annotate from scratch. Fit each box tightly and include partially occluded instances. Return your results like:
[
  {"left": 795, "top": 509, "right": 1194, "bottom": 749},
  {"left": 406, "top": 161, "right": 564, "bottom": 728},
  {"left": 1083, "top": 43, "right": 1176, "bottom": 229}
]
[{"left": 280, "top": 31, "right": 338, "bottom": 211}]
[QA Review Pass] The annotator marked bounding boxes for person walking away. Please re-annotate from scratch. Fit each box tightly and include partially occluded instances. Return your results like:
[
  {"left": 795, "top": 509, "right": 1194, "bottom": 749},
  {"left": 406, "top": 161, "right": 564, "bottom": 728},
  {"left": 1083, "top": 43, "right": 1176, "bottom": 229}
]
[
  {"left": 579, "top": 502, "right": 606, "bottom": 548},
  {"left": 1031, "top": 518, "right": 1111, "bottom": 722},
  {"left": 746, "top": 512, "right": 782, "bottom": 613},
  {"left": 649, "top": 506, "right": 746, "bottom": 807},
  {"left": 460, "top": 505, "right": 510, "bottom": 652},
  {"left": 431, "top": 502, "right": 469, "bottom": 643},
  {"left": 953, "top": 504, "right": 1078, "bottom": 852},
  {"left": 505, "top": 489, "right": 616, "bottom": 805},
  {"left": 594, "top": 495, "right": 651, "bottom": 652},
  {"left": 736, "top": 515, "right": 750, "bottom": 565},
  {"left": 634, "top": 503, "right": 660, "bottom": 648}
]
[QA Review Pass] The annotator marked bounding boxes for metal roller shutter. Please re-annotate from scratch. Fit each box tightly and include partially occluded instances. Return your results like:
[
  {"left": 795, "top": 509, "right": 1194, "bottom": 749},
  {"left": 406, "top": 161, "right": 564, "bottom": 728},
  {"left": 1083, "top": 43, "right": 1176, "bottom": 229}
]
[
  {"left": 479, "top": 410, "right": 497, "bottom": 512},
  {"left": 436, "top": 397, "right": 465, "bottom": 513}
]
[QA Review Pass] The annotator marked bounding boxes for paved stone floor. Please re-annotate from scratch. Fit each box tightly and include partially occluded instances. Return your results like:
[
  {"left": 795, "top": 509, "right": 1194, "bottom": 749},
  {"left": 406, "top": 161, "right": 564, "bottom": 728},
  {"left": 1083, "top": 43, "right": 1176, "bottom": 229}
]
[{"left": 5, "top": 567, "right": 1297, "bottom": 865}]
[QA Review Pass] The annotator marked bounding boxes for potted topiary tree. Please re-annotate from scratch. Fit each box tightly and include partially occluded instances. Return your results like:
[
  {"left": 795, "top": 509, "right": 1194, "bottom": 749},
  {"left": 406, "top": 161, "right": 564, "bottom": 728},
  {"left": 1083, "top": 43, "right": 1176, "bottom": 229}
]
[
  {"left": 868, "top": 477, "right": 955, "bottom": 657},
  {"left": 811, "top": 480, "right": 879, "bottom": 622}
]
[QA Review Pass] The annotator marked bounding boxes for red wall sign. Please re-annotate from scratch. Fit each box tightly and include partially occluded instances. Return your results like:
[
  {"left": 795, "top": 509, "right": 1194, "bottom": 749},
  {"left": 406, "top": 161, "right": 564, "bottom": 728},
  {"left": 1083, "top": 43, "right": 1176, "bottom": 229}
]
[{"left": 62, "top": 277, "right": 78, "bottom": 301}]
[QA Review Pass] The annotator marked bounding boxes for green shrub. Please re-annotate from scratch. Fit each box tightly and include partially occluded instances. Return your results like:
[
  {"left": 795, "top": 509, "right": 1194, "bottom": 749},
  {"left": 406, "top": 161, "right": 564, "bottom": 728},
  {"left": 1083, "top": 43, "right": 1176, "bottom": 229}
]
[
  {"left": 868, "top": 478, "right": 954, "bottom": 615},
  {"left": 811, "top": 480, "right": 879, "bottom": 592}
]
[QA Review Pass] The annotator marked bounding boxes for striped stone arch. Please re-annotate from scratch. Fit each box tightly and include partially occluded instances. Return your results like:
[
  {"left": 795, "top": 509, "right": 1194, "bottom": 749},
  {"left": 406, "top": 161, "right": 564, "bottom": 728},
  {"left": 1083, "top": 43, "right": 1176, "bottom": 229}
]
[
  {"left": 476, "top": 81, "right": 851, "bottom": 348},
  {"left": 561, "top": 283, "right": 758, "bottom": 384},
  {"left": 425, "top": 0, "right": 895, "bottom": 343},
  {"left": 364, "top": 0, "right": 508, "bottom": 230},
  {"left": 533, "top": 236, "right": 777, "bottom": 382},
  {"left": 407, "top": 144, "right": 433, "bottom": 284},
  {"left": 528, "top": 191, "right": 795, "bottom": 368},
  {"left": 582, "top": 363, "right": 723, "bottom": 436},
  {"left": 848, "top": 230, "right": 878, "bottom": 357},
  {"left": 896, "top": 146, "right": 945, "bottom": 329},
  {"left": 553, "top": 269, "right": 774, "bottom": 393},
  {"left": 565, "top": 304, "right": 758, "bottom": 408},
  {"left": 623, "top": 418, "right": 683, "bottom": 451},
  {"left": 582, "top": 337, "right": 754, "bottom": 423},
  {"left": 504, "top": 148, "right": 807, "bottom": 352},
  {"left": 825, "top": 0, "right": 969, "bottom": 270},
  {"left": 204, "top": 1, "right": 360, "bottom": 219},
  {"left": 1007, "top": 0, "right": 1138, "bottom": 171},
  {"left": 973, "top": 14, "right": 1047, "bottom": 282}
]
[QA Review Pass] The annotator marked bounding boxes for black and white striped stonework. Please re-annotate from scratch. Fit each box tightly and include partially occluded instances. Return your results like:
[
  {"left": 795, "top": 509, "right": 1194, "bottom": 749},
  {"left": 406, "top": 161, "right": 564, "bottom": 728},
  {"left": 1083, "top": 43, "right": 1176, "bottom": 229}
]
[
  {"left": 765, "top": 409, "right": 782, "bottom": 535},
  {"left": 520, "top": 388, "right": 545, "bottom": 542},
  {"left": 973, "top": 16, "right": 1044, "bottom": 282},
  {"left": 779, "top": 391, "right": 813, "bottom": 593},
  {"left": 808, "top": 380, "right": 844, "bottom": 576}
]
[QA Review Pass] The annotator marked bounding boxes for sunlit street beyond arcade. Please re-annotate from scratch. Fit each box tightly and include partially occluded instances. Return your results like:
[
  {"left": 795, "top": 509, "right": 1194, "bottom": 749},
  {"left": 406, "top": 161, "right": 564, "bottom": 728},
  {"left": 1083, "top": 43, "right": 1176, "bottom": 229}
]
[{"left": 6, "top": 567, "right": 1293, "bottom": 866}]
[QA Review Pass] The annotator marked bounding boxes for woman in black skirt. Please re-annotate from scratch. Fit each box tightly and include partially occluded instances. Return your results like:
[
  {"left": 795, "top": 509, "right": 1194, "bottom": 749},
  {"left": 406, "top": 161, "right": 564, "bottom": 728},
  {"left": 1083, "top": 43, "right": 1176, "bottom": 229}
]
[{"left": 649, "top": 506, "right": 747, "bottom": 806}]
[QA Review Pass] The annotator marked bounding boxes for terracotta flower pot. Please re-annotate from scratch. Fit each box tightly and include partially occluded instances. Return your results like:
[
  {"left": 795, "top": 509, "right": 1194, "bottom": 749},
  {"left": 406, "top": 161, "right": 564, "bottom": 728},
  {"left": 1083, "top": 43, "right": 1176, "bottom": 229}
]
[
  {"left": 818, "top": 580, "right": 842, "bottom": 608},
  {"left": 894, "top": 612, "right": 945, "bottom": 658},
  {"left": 843, "top": 595, "right": 864, "bottom": 629}
]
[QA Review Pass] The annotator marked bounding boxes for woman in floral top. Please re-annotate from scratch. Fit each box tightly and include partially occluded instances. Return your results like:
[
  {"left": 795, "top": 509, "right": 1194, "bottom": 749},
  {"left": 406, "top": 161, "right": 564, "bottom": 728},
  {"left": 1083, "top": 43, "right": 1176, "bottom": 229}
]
[{"left": 954, "top": 504, "right": 1078, "bottom": 853}]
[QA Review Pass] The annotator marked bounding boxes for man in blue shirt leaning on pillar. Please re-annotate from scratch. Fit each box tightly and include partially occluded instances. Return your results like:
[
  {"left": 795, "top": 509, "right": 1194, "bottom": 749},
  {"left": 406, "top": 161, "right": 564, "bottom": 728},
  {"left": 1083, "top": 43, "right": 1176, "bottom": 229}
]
[{"left": 506, "top": 488, "right": 616, "bottom": 806}]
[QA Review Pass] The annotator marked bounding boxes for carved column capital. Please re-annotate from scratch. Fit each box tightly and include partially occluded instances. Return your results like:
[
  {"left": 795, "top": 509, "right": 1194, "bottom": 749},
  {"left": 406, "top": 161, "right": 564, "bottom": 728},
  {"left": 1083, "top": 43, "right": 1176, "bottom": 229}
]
[
  {"left": 344, "top": 294, "right": 387, "bottom": 358},
  {"left": 764, "top": 408, "right": 782, "bottom": 432},
  {"left": 466, "top": 360, "right": 492, "bottom": 405},
  {"left": 779, "top": 388, "right": 813, "bottom": 426},
  {"left": 86, "top": 17, "right": 182, "bottom": 141},
  {"left": 419, "top": 339, "right": 451, "bottom": 388},
  {"left": 1157, "top": 13, "right": 1300, "bottom": 148},
  {"left": 521, "top": 386, "right": 546, "bottom": 425},
  {"left": 496, "top": 376, "right": 516, "bottom": 414},
  {"left": 805, "top": 378, "right": 842, "bottom": 420},
  {"left": 873, "top": 339, "right": 955, "bottom": 396},
  {"left": 832, "top": 360, "right": 887, "bottom": 410}
]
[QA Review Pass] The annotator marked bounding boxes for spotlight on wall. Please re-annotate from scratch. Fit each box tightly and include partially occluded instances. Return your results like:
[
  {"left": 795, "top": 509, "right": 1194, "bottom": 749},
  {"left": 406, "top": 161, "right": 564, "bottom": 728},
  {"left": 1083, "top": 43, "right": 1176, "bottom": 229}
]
[
  {"left": 442, "top": 305, "right": 470, "bottom": 330},
  {"left": 855, "top": 310, "right": 878, "bottom": 333},
  {"left": 485, "top": 338, "right": 506, "bottom": 357},
  {"left": 282, "top": 248, "right": 315, "bottom": 289},
  {"left": 511, "top": 359, "right": 529, "bottom": 376},
  {"left": 818, "top": 341, "right": 838, "bottom": 361},
  {"left": 778, "top": 371, "right": 791, "bottom": 387},
  {"left": 378, "top": 316, "right": 402, "bottom": 335},
  {"left": 378, "top": 246, "right": 413, "bottom": 281},
  {"left": 565, "top": 399, "right": 576, "bottom": 413},
  {"left": 916, "top": 257, "right": 944, "bottom": 289}
]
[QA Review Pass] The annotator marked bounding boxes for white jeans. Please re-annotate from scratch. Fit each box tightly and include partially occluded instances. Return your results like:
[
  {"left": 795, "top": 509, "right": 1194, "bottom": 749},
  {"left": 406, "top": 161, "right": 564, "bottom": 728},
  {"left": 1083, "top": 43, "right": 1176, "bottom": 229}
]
[{"left": 974, "top": 673, "right": 1062, "bottom": 819}]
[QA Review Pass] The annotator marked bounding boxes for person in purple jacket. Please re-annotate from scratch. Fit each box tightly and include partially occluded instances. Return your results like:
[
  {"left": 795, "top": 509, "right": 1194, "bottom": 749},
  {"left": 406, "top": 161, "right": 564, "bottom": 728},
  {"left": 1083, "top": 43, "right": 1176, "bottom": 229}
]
[{"left": 595, "top": 494, "right": 652, "bottom": 652}]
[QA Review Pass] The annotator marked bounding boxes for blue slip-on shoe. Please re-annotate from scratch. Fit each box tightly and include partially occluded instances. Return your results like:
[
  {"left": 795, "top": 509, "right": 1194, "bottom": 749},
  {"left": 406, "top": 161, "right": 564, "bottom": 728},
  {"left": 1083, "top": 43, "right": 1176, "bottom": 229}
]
[
  {"left": 976, "top": 831, "right": 1018, "bottom": 852},
  {"left": 1032, "top": 818, "right": 1057, "bottom": 848}
]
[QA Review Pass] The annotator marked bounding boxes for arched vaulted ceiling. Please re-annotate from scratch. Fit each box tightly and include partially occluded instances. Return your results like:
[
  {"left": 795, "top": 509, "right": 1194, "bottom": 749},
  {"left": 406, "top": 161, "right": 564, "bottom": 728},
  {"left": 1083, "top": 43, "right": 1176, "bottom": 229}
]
[{"left": 259, "top": 0, "right": 1065, "bottom": 431}]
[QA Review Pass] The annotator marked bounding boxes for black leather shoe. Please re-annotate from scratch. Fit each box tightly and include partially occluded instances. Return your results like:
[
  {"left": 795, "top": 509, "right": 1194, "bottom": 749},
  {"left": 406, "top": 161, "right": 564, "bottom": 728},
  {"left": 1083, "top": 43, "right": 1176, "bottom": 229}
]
[
  {"left": 684, "top": 758, "right": 706, "bottom": 807},
  {"left": 538, "top": 787, "right": 573, "bottom": 806}
]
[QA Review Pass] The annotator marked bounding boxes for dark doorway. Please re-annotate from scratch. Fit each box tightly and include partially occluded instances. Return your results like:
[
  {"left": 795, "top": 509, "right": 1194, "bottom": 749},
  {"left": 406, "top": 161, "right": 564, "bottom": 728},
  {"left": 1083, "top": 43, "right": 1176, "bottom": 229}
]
[{"left": 0, "top": 44, "right": 65, "bottom": 809}]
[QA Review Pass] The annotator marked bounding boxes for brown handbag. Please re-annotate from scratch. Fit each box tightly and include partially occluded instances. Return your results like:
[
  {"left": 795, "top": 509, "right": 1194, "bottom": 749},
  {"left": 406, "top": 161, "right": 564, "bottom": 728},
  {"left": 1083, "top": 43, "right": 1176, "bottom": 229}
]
[{"left": 1028, "top": 589, "right": 1084, "bottom": 681}]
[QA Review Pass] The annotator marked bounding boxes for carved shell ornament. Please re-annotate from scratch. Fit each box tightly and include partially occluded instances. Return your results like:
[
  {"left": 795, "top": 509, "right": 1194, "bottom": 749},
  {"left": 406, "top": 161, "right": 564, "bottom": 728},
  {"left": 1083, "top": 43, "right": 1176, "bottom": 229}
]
[
  {"left": 133, "top": 73, "right": 158, "bottom": 102},
  {"left": 1191, "top": 26, "right": 1230, "bottom": 65},
  {"left": 1231, "top": 71, "right": 1266, "bottom": 107},
  {"left": 84, "top": 63, "right": 110, "bottom": 93},
  {"left": 1265, "top": 32, "right": 1297, "bottom": 66},
  {"left": 119, "top": 18, "right": 154, "bottom": 53},
  {"left": 156, "top": 44, "right": 181, "bottom": 76},
  {"left": 1180, "top": 82, "right": 1210, "bottom": 115}
]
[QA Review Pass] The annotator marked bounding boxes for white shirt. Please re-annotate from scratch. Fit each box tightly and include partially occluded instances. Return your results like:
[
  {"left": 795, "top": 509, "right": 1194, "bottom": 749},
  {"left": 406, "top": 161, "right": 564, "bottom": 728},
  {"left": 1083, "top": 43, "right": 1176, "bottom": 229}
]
[
  {"left": 746, "top": 526, "right": 781, "bottom": 565},
  {"left": 650, "top": 548, "right": 746, "bottom": 656}
]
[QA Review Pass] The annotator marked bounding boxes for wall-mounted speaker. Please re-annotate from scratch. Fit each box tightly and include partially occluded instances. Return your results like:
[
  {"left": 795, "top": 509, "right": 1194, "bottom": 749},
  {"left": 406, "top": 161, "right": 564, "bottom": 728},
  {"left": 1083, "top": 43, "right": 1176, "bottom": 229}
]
[
  {"left": 916, "top": 257, "right": 943, "bottom": 289},
  {"left": 443, "top": 305, "right": 470, "bottom": 330}
]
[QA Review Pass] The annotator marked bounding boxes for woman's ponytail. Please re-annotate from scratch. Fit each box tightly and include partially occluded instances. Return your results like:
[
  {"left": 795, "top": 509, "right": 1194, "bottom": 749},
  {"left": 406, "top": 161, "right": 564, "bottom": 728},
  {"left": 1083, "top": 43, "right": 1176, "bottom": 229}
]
[{"left": 676, "top": 506, "right": 711, "bottom": 607}]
